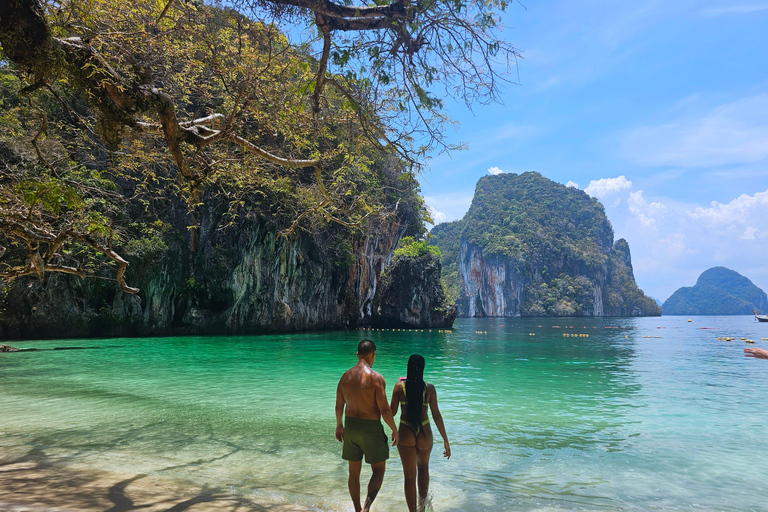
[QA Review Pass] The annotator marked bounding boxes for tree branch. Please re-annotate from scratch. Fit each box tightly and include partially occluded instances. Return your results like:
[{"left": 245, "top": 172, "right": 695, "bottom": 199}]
[
  {"left": 76, "top": 233, "right": 139, "bottom": 294},
  {"left": 253, "top": 0, "right": 408, "bottom": 21}
]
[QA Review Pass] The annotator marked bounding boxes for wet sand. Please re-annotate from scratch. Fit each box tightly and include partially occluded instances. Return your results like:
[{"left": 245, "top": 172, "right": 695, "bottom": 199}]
[{"left": 0, "top": 458, "right": 315, "bottom": 512}]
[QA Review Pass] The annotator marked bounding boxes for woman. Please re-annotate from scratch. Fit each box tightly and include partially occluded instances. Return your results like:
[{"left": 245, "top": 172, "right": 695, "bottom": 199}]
[{"left": 390, "top": 354, "right": 451, "bottom": 512}]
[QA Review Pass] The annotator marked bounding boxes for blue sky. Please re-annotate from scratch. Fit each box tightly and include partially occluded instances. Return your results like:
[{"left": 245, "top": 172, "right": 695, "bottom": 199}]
[{"left": 419, "top": 0, "right": 768, "bottom": 303}]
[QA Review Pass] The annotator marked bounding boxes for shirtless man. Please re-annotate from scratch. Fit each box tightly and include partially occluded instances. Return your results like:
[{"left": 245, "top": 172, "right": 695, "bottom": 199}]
[{"left": 336, "top": 339, "right": 399, "bottom": 512}]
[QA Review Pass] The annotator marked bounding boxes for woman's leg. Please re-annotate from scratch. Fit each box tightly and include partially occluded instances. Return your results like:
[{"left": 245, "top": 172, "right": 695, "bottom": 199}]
[
  {"left": 397, "top": 441, "right": 418, "bottom": 512},
  {"left": 415, "top": 431, "right": 434, "bottom": 512}
]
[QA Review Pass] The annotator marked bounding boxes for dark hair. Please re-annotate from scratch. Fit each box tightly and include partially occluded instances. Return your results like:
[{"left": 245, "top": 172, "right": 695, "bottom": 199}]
[
  {"left": 404, "top": 354, "right": 426, "bottom": 433},
  {"left": 357, "top": 339, "right": 376, "bottom": 356}
]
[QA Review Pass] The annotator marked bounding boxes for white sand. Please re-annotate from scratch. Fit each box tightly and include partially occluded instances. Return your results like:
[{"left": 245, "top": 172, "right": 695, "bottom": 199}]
[{"left": 0, "top": 460, "right": 318, "bottom": 512}]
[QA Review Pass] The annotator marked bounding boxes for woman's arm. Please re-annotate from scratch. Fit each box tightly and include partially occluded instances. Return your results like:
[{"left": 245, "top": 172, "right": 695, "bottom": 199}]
[
  {"left": 428, "top": 383, "right": 451, "bottom": 459},
  {"left": 390, "top": 382, "right": 401, "bottom": 418}
]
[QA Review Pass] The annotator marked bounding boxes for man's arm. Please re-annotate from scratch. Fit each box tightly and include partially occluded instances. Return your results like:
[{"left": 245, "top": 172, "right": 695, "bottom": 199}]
[
  {"left": 745, "top": 348, "right": 768, "bottom": 359},
  {"left": 375, "top": 375, "right": 398, "bottom": 446},
  {"left": 335, "top": 380, "right": 346, "bottom": 442}
]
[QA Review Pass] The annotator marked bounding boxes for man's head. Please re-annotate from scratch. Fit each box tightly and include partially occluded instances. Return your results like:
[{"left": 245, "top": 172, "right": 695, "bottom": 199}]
[{"left": 357, "top": 339, "right": 376, "bottom": 365}]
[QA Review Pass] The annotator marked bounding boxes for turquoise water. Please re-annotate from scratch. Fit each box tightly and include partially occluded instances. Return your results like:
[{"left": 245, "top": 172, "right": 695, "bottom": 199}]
[{"left": 2, "top": 316, "right": 768, "bottom": 511}]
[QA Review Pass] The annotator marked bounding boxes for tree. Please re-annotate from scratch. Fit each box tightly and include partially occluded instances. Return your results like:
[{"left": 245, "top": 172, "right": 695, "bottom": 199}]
[{"left": 0, "top": 0, "right": 517, "bottom": 292}]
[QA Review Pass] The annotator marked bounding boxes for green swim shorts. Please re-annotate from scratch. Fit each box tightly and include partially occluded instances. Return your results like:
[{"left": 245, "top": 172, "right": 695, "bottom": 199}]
[{"left": 342, "top": 416, "right": 389, "bottom": 464}]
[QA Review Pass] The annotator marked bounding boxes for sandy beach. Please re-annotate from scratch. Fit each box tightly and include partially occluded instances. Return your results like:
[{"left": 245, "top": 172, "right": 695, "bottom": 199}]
[{"left": 0, "top": 458, "right": 315, "bottom": 512}]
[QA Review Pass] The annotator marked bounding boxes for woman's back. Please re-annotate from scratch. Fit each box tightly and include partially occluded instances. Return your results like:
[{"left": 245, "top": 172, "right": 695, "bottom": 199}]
[{"left": 390, "top": 355, "right": 451, "bottom": 512}]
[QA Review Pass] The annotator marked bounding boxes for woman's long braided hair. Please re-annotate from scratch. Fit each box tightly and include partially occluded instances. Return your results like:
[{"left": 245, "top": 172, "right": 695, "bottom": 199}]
[{"left": 404, "top": 354, "right": 426, "bottom": 433}]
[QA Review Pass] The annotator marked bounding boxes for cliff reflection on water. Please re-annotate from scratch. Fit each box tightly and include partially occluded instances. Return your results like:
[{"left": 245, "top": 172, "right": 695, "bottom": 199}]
[{"left": 1, "top": 316, "right": 767, "bottom": 511}]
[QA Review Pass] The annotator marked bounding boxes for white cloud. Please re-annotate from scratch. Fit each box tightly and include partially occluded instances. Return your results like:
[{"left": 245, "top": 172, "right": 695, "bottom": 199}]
[
  {"left": 423, "top": 192, "right": 475, "bottom": 225},
  {"left": 427, "top": 206, "right": 447, "bottom": 224},
  {"left": 657, "top": 233, "right": 690, "bottom": 259},
  {"left": 584, "top": 176, "right": 633, "bottom": 199},
  {"left": 701, "top": 4, "right": 768, "bottom": 16},
  {"left": 688, "top": 188, "right": 768, "bottom": 226},
  {"left": 566, "top": 181, "right": 579, "bottom": 188},
  {"left": 742, "top": 227, "right": 758, "bottom": 240},
  {"left": 622, "top": 94, "right": 768, "bottom": 168},
  {"left": 600, "top": 187, "right": 768, "bottom": 301},
  {"left": 628, "top": 190, "right": 667, "bottom": 227},
  {"left": 487, "top": 166, "right": 505, "bottom": 175}
]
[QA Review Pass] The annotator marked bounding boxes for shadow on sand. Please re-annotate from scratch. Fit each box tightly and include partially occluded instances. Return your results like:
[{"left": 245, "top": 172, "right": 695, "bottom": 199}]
[{"left": 0, "top": 447, "right": 310, "bottom": 512}]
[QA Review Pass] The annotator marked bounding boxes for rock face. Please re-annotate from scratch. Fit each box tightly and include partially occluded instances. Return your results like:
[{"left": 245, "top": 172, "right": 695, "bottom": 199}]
[
  {"left": 663, "top": 267, "right": 768, "bottom": 315},
  {"left": 430, "top": 172, "right": 661, "bottom": 317},
  {"left": 371, "top": 254, "right": 456, "bottom": 328},
  {"left": 458, "top": 239, "right": 523, "bottom": 317},
  {"left": 0, "top": 207, "right": 409, "bottom": 339}
]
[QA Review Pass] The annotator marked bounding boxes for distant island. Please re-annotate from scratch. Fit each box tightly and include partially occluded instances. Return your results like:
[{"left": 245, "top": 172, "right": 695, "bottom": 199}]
[
  {"left": 662, "top": 267, "right": 768, "bottom": 315},
  {"left": 430, "top": 172, "right": 660, "bottom": 317}
]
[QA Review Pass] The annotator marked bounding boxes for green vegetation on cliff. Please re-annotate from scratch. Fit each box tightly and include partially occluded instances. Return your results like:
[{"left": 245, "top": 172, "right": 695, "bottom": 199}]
[
  {"left": 0, "top": 1, "right": 431, "bottom": 296},
  {"left": 372, "top": 238, "right": 455, "bottom": 329},
  {"left": 430, "top": 172, "right": 660, "bottom": 317},
  {"left": 462, "top": 172, "right": 612, "bottom": 269},
  {"left": 663, "top": 267, "right": 768, "bottom": 315},
  {"left": 0, "top": 1, "right": 448, "bottom": 337},
  {"left": 0, "top": 0, "right": 515, "bottom": 295},
  {"left": 393, "top": 237, "right": 441, "bottom": 259}
]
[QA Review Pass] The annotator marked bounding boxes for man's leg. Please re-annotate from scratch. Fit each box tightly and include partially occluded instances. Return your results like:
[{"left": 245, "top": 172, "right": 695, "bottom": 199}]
[
  {"left": 348, "top": 460, "right": 363, "bottom": 512},
  {"left": 363, "top": 460, "right": 386, "bottom": 512}
]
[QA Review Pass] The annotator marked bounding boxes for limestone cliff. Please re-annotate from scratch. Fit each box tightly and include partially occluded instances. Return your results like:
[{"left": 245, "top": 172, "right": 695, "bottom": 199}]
[
  {"left": 430, "top": 172, "right": 660, "bottom": 317},
  {"left": 371, "top": 252, "right": 456, "bottom": 328},
  {"left": 0, "top": 201, "right": 412, "bottom": 340}
]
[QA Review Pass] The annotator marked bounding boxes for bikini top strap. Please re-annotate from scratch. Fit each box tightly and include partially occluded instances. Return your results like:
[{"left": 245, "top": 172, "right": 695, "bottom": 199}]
[{"left": 401, "top": 381, "right": 428, "bottom": 404}]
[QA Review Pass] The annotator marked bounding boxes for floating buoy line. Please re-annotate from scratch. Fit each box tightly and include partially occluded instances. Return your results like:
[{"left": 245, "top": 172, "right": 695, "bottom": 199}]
[{"left": 355, "top": 325, "right": 765, "bottom": 348}]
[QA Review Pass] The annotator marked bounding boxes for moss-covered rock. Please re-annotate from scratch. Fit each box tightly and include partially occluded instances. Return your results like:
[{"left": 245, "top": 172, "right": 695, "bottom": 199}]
[
  {"left": 371, "top": 252, "right": 456, "bottom": 328},
  {"left": 430, "top": 172, "right": 661, "bottom": 317}
]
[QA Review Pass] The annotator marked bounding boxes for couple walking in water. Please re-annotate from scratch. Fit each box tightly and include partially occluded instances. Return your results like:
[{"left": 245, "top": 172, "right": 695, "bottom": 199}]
[{"left": 335, "top": 339, "right": 451, "bottom": 512}]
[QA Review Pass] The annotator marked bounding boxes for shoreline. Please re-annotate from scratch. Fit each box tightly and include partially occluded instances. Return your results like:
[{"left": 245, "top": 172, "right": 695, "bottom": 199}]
[{"left": 0, "top": 459, "right": 318, "bottom": 512}]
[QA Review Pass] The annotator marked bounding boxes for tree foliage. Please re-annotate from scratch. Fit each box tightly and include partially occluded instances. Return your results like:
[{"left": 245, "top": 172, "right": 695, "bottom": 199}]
[
  {"left": 392, "top": 235, "right": 440, "bottom": 259},
  {"left": 451, "top": 172, "right": 614, "bottom": 278},
  {"left": 3, "top": 0, "right": 516, "bottom": 291}
]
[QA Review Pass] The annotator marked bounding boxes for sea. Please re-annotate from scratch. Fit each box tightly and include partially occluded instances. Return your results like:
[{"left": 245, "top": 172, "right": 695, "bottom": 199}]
[{"left": 2, "top": 315, "right": 767, "bottom": 511}]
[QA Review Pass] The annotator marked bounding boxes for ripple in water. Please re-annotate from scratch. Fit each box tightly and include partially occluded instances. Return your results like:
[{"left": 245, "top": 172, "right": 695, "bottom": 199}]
[{"left": 2, "top": 316, "right": 768, "bottom": 511}]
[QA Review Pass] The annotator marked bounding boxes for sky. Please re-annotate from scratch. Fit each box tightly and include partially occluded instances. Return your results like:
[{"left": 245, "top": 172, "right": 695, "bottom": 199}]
[{"left": 418, "top": 0, "right": 768, "bottom": 303}]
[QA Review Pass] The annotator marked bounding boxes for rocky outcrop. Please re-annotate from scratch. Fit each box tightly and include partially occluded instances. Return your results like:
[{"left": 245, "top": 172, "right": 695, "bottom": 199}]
[
  {"left": 431, "top": 172, "right": 661, "bottom": 318},
  {"left": 371, "top": 253, "right": 456, "bottom": 328},
  {"left": 663, "top": 267, "right": 768, "bottom": 315},
  {"left": 0, "top": 207, "right": 408, "bottom": 339},
  {"left": 457, "top": 235, "right": 659, "bottom": 317},
  {"left": 457, "top": 239, "right": 523, "bottom": 317},
  {"left": 603, "top": 238, "right": 660, "bottom": 316}
]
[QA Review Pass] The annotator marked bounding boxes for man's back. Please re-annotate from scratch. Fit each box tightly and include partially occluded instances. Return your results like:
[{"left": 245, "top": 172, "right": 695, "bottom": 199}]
[
  {"left": 339, "top": 362, "right": 383, "bottom": 420},
  {"left": 335, "top": 340, "right": 398, "bottom": 512}
]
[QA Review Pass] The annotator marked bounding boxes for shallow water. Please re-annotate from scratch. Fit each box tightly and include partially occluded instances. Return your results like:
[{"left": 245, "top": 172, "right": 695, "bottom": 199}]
[{"left": 2, "top": 316, "right": 767, "bottom": 511}]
